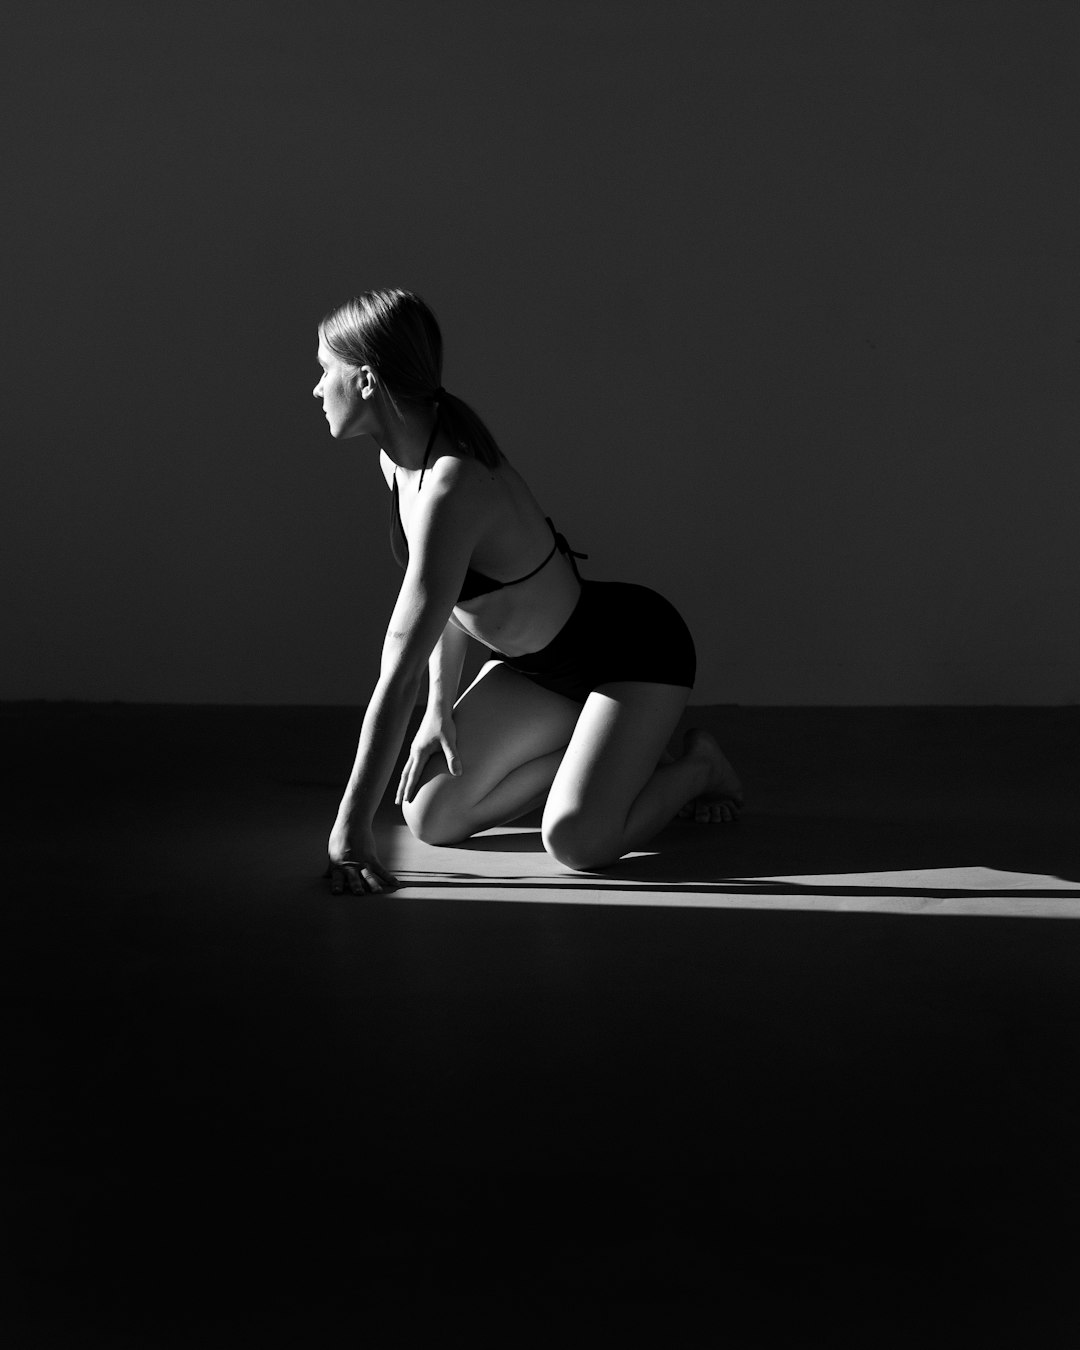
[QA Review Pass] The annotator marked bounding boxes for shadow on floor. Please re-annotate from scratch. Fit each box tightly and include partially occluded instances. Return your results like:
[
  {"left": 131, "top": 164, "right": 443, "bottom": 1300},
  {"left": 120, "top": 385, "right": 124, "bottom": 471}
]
[
  {"left": 428, "top": 703, "right": 1080, "bottom": 891},
  {"left": 407, "top": 806, "right": 1079, "bottom": 915},
  {"left": 4, "top": 703, "right": 1080, "bottom": 1337},
  {"left": 448, "top": 816, "right": 1080, "bottom": 891}
]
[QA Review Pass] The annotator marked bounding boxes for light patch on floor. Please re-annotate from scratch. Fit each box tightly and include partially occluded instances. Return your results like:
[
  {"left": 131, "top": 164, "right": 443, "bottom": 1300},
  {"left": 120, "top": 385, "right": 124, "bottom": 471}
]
[{"left": 388, "top": 824, "right": 1080, "bottom": 917}]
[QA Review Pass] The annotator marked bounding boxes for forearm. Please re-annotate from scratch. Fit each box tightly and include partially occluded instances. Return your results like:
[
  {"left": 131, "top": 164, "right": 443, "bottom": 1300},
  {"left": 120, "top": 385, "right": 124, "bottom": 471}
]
[
  {"left": 426, "top": 621, "right": 470, "bottom": 716},
  {"left": 337, "top": 672, "right": 424, "bottom": 829}
]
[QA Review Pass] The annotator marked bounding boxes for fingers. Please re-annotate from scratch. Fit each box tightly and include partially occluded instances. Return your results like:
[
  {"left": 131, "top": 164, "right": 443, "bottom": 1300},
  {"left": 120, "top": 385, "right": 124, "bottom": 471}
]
[
  {"left": 366, "top": 864, "right": 400, "bottom": 893},
  {"left": 441, "top": 734, "right": 461, "bottom": 778},
  {"left": 399, "top": 741, "right": 461, "bottom": 804},
  {"left": 351, "top": 863, "right": 398, "bottom": 894},
  {"left": 396, "top": 731, "right": 462, "bottom": 807},
  {"left": 328, "top": 864, "right": 367, "bottom": 895},
  {"left": 327, "top": 862, "right": 400, "bottom": 895},
  {"left": 400, "top": 748, "right": 434, "bottom": 805},
  {"left": 397, "top": 755, "right": 421, "bottom": 806}
]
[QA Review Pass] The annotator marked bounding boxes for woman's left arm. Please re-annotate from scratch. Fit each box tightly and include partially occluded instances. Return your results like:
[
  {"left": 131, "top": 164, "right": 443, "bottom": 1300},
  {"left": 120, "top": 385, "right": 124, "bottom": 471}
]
[{"left": 327, "top": 464, "right": 484, "bottom": 893}]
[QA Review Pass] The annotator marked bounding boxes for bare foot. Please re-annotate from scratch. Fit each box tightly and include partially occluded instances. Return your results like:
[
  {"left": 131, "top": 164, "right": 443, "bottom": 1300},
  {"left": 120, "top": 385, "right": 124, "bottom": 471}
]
[{"left": 677, "top": 728, "right": 744, "bottom": 824}]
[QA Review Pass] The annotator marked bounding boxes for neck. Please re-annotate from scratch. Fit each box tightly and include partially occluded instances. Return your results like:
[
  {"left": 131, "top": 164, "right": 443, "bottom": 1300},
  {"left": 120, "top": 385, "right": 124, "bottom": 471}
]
[{"left": 371, "top": 401, "right": 439, "bottom": 472}]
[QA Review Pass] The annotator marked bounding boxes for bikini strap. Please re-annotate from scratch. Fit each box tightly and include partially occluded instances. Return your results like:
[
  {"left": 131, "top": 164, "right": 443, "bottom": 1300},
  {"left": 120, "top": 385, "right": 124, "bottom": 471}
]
[
  {"left": 547, "top": 517, "right": 589, "bottom": 580},
  {"left": 416, "top": 410, "right": 440, "bottom": 492}
]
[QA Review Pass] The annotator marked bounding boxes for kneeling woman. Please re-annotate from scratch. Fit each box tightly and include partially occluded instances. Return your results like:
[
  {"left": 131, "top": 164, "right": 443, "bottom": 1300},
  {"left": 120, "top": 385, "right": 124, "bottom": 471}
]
[{"left": 316, "top": 289, "right": 742, "bottom": 895}]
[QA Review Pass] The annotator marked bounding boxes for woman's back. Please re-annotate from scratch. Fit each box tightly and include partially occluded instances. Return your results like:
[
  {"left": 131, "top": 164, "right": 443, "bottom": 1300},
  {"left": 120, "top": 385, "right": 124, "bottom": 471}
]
[{"left": 382, "top": 444, "right": 583, "bottom": 657}]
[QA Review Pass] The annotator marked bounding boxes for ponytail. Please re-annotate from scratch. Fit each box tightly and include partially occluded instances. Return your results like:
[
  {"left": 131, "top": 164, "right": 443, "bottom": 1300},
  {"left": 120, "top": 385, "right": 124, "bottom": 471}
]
[
  {"left": 434, "top": 389, "right": 502, "bottom": 469},
  {"left": 319, "top": 289, "right": 503, "bottom": 469}
]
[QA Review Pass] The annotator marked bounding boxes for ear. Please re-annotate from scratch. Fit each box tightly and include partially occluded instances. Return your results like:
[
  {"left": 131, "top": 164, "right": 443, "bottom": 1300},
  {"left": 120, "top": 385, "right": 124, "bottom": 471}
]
[{"left": 355, "top": 364, "right": 378, "bottom": 400}]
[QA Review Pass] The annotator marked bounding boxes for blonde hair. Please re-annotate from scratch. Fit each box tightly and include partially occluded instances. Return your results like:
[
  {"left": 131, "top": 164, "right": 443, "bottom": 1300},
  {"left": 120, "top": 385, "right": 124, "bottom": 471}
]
[{"left": 319, "top": 289, "right": 502, "bottom": 468}]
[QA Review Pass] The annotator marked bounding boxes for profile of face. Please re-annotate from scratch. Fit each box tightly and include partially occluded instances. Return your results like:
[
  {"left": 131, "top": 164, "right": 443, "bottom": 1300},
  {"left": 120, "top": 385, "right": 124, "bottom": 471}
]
[{"left": 313, "top": 341, "right": 372, "bottom": 439}]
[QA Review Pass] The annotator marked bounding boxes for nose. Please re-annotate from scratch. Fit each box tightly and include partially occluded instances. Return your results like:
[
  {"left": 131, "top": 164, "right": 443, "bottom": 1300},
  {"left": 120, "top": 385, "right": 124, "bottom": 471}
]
[{"left": 312, "top": 378, "right": 323, "bottom": 399}]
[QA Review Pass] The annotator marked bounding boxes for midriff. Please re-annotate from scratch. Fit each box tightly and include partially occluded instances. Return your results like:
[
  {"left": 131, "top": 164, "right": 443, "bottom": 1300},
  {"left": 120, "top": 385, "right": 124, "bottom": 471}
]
[{"left": 448, "top": 549, "right": 582, "bottom": 656}]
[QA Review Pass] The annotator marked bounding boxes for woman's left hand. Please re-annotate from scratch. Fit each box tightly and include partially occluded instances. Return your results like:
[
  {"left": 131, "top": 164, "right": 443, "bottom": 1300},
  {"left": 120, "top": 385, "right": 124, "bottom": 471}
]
[{"left": 325, "top": 821, "right": 399, "bottom": 895}]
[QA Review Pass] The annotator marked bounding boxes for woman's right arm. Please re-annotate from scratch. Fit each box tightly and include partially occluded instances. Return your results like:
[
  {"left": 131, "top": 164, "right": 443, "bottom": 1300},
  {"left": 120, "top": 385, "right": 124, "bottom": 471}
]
[{"left": 396, "top": 620, "right": 471, "bottom": 804}]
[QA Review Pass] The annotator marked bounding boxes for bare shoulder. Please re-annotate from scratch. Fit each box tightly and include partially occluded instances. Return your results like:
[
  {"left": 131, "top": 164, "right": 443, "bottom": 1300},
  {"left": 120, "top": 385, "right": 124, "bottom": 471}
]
[
  {"left": 424, "top": 451, "right": 500, "bottom": 502},
  {"left": 378, "top": 449, "right": 395, "bottom": 489}
]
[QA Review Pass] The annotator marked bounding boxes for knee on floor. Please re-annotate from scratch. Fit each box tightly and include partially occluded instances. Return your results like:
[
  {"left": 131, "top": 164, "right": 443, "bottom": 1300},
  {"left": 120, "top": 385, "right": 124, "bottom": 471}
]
[{"left": 542, "top": 811, "right": 620, "bottom": 873}]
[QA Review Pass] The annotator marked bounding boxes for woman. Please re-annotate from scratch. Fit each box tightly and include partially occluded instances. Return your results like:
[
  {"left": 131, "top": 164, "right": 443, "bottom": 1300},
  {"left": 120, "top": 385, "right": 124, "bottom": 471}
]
[{"left": 316, "top": 289, "right": 742, "bottom": 895}]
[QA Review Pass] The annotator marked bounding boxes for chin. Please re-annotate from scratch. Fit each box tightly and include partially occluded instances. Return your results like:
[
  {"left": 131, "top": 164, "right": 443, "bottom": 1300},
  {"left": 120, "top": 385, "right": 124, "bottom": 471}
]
[{"left": 334, "top": 423, "right": 366, "bottom": 442}]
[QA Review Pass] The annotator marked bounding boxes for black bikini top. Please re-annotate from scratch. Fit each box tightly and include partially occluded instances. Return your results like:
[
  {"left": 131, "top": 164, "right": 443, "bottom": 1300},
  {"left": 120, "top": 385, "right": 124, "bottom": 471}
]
[{"left": 389, "top": 414, "right": 586, "bottom": 604}]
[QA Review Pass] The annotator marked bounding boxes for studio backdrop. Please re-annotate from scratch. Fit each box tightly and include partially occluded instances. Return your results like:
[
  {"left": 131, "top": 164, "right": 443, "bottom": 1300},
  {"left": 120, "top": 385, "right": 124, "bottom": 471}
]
[{"left": 3, "top": 0, "right": 1077, "bottom": 705}]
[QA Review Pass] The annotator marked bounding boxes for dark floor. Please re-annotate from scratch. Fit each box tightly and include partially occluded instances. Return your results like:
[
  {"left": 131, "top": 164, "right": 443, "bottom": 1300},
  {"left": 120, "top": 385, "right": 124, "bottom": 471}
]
[{"left": 3, "top": 703, "right": 1080, "bottom": 1345}]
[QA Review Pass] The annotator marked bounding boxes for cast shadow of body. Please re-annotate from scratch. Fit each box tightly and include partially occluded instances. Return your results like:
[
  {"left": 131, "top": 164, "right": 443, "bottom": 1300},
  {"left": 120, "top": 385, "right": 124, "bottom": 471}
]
[{"left": 437, "top": 807, "right": 1080, "bottom": 899}]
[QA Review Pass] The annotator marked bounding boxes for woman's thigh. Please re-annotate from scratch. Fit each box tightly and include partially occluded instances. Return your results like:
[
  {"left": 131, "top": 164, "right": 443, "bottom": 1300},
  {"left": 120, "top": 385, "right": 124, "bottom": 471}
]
[
  {"left": 403, "top": 660, "right": 582, "bottom": 837},
  {"left": 542, "top": 680, "right": 691, "bottom": 856}
]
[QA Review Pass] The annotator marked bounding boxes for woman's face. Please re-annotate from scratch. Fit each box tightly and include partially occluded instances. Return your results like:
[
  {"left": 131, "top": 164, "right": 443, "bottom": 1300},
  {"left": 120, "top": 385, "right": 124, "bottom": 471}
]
[{"left": 313, "top": 341, "right": 367, "bottom": 439}]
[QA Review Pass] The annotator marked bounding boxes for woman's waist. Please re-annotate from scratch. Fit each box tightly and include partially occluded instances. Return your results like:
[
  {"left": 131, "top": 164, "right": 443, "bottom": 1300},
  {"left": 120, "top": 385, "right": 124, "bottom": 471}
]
[
  {"left": 497, "top": 580, "right": 683, "bottom": 668},
  {"left": 452, "top": 572, "right": 583, "bottom": 658}
]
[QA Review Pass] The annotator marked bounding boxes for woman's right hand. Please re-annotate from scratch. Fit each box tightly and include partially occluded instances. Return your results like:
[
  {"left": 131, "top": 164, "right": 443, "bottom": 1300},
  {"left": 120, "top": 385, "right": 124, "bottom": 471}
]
[
  {"left": 326, "top": 820, "right": 399, "bottom": 895},
  {"left": 395, "top": 709, "right": 461, "bottom": 806}
]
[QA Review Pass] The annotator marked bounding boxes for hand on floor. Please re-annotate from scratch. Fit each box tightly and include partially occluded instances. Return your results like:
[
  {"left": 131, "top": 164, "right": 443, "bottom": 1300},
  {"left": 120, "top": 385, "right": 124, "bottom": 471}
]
[{"left": 325, "top": 822, "right": 399, "bottom": 895}]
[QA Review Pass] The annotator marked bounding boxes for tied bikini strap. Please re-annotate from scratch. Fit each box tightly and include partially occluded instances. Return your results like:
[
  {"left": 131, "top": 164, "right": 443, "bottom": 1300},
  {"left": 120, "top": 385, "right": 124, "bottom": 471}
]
[{"left": 548, "top": 518, "right": 588, "bottom": 579}]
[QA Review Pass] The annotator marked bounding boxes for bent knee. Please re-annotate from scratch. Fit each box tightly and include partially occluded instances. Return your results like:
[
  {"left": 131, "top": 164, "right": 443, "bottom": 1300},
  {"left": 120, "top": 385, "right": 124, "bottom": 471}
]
[
  {"left": 542, "top": 812, "right": 620, "bottom": 872},
  {"left": 402, "top": 793, "right": 472, "bottom": 847}
]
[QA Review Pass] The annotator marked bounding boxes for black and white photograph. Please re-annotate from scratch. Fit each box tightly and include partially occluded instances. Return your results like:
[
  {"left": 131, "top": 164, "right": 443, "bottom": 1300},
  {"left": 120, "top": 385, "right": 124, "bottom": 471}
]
[{"left": 3, "top": 1, "right": 1079, "bottom": 1342}]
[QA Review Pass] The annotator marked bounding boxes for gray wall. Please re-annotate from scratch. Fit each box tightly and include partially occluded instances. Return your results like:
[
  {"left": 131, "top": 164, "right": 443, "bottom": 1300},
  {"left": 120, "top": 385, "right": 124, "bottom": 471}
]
[{"left": 4, "top": 1, "right": 1077, "bottom": 705}]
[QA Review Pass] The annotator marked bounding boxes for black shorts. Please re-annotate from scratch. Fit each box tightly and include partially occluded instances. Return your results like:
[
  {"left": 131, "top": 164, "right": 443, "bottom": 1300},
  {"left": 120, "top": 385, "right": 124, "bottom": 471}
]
[{"left": 493, "top": 580, "right": 696, "bottom": 704}]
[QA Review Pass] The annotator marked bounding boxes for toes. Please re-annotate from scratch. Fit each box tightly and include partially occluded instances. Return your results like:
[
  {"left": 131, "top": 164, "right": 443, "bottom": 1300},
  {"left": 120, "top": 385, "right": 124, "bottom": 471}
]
[
  {"left": 697, "top": 798, "right": 740, "bottom": 824},
  {"left": 681, "top": 796, "right": 743, "bottom": 825}
]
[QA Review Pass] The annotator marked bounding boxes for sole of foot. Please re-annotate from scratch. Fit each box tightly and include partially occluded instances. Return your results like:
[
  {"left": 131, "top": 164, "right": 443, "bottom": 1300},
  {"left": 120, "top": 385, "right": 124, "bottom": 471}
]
[{"left": 677, "top": 728, "right": 744, "bottom": 824}]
